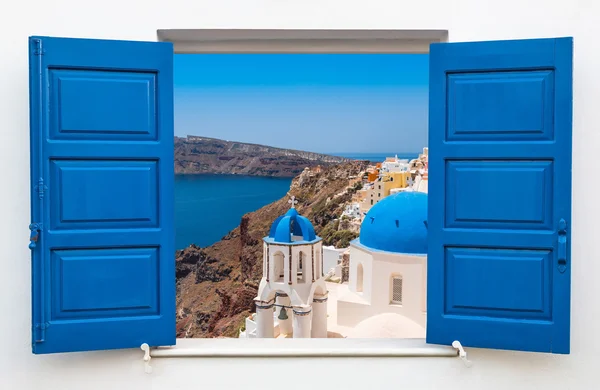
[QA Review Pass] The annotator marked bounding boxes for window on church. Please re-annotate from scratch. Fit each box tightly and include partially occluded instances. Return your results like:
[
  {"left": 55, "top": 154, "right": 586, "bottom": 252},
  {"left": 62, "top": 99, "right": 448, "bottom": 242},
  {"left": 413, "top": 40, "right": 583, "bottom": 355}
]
[
  {"left": 356, "top": 263, "right": 364, "bottom": 293},
  {"left": 315, "top": 250, "right": 321, "bottom": 278},
  {"left": 391, "top": 276, "right": 403, "bottom": 305},
  {"left": 297, "top": 252, "right": 306, "bottom": 283},
  {"left": 273, "top": 252, "right": 285, "bottom": 282}
]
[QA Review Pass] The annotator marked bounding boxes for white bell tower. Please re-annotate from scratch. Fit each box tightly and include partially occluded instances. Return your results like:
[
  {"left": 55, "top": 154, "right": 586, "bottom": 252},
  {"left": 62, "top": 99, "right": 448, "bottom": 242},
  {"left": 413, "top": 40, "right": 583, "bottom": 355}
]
[{"left": 254, "top": 196, "right": 328, "bottom": 338}]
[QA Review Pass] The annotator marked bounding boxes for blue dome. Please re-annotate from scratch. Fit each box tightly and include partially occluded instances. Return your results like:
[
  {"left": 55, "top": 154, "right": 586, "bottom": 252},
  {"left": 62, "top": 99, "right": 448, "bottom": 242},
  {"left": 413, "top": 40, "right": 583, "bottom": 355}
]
[
  {"left": 267, "top": 208, "right": 318, "bottom": 243},
  {"left": 358, "top": 192, "right": 428, "bottom": 254}
]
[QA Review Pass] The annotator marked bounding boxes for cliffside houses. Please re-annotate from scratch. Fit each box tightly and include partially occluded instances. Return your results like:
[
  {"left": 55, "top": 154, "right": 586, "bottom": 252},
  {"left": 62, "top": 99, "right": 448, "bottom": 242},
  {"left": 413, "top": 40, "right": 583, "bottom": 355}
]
[
  {"left": 380, "top": 155, "right": 410, "bottom": 173},
  {"left": 342, "top": 203, "right": 361, "bottom": 219},
  {"left": 352, "top": 148, "right": 429, "bottom": 215}
]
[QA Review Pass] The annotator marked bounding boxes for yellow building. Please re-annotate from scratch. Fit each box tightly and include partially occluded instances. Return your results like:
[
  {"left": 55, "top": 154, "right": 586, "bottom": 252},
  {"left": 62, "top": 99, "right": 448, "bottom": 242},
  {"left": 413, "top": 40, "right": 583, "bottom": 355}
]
[
  {"left": 359, "top": 172, "right": 410, "bottom": 212},
  {"left": 358, "top": 171, "right": 413, "bottom": 214},
  {"left": 381, "top": 171, "right": 411, "bottom": 195}
]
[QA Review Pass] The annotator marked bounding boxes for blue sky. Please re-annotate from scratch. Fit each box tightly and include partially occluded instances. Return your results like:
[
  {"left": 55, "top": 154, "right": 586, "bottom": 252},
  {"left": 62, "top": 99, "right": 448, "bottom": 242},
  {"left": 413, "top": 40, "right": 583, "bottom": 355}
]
[{"left": 174, "top": 54, "right": 428, "bottom": 154}]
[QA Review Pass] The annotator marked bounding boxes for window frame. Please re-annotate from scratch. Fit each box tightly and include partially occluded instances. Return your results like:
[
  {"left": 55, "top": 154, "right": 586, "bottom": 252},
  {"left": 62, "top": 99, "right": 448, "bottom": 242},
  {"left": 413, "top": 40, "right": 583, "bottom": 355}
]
[
  {"left": 147, "top": 29, "right": 564, "bottom": 359},
  {"left": 154, "top": 29, "right": 452, "bottom": 357},
  {"left": 31, "top": 30, "right": 571, "bottom": 360},
  {"left": 157, "top": 29, "right": 448, "bottom": 54}
]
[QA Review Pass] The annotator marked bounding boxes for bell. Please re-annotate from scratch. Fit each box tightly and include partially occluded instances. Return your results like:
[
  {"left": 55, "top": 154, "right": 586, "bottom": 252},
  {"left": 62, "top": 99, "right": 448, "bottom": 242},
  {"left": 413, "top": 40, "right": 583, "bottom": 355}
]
[{"left": 278, "top": 306, "right": 289, "bottom": 321}]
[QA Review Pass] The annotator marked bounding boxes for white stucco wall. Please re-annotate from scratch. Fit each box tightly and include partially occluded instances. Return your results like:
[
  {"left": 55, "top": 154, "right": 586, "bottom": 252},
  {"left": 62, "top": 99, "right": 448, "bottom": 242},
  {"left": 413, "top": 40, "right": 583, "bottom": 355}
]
[
  {"left": 322, "top": 246, "right": 341, "bottom": 275},
  {"left": 348, "top": 245, "right": 373, "bottom": 301},
  {"left": 371, "top": 252, "right": 427, "bottom": 328},
  {"left": 0, "top": 0, "right": 596, "bottom": 388},
  {"left": 339, "top": 245, "right": 426, "bottom": 328}
]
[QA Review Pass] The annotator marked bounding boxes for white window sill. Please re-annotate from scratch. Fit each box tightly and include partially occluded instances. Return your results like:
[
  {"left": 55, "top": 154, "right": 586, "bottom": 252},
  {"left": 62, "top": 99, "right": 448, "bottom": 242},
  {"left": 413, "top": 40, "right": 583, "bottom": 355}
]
[
  {"left": 141, "top": 339, "right": 471, "bottom": 373},
  {"left": 144, "top": 338, "right": 459, "bottom": 358}
]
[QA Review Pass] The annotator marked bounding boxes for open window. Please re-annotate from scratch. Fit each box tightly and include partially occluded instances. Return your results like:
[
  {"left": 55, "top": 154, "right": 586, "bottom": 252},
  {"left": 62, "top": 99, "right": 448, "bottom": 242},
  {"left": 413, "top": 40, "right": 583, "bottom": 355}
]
[
  {"left": 297, "top": 251, "right": 306, "bottom": 283},
  {"left": 29, "top": 34, "right": 572, "bottom": 355},
  {"left": 273, "top": 251, "right": 285, "bottom": 282}
]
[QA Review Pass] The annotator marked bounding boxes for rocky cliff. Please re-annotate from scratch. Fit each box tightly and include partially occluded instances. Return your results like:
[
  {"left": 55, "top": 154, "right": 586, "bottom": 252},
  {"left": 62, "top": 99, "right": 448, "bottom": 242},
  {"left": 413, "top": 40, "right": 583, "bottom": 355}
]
[
  {"left": 174, "top": 135, "right": 351, "bottom": 177},
  {"left": 175, "top": 160, "right": 369, "bottom": 338}
]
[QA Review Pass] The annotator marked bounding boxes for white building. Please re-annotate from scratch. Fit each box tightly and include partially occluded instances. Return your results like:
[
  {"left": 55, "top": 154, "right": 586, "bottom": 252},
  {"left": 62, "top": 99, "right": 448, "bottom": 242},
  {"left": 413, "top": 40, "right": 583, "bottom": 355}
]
[
  {"left": 322, "top": 245, "right": 345, "bottom": 278},
  {"left": 254, "top": 197, "right": 329, "bottom": 338},
  {"left": 337, "top": 192, "right": 428, "bottom": 336},
  {"left": 413, "top": 175, "right": 428, "bottom": 194},
  {"left": 380, "top": 155, "right": 410, "bottom": 173},
  {"left": 342, "top": 202, "right": 362, "bottom": 219}
]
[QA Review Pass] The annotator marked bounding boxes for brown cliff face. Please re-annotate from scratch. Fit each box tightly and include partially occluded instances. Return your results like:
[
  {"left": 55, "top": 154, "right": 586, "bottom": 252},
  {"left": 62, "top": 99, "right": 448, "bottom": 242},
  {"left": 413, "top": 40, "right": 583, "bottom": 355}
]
[
  {"left": 174, "top": 136, "right": 351, "bottom": 177},
  {"left": 175, "top": 160, "right": 369, "bottom": 338}
]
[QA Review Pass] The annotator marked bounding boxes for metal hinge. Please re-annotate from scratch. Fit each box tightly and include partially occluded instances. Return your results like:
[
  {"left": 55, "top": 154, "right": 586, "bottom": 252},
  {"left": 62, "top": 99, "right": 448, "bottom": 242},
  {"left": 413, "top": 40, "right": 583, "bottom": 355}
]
[
  {"left": 29, "top": 223, "right": 42, "bottom": 249},
  {"left": 32, "top": 38, "right": 45, "bottom": 56},
  {"left": 34, "top": 322, "right": 49, "bottom": 330},
  {"left": 34, "top": 177, "right": 47, "bottom": 199},
  {"left": 34, "top": 321, "right": 49, "bottom": 343}
]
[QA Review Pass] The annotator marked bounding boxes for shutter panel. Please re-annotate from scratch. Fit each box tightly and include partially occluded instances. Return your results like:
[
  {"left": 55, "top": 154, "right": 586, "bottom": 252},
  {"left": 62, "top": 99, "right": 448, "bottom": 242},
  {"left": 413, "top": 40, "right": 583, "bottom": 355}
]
[
  {"left": 29, "top": 36, "right": 175, "bottom": 354},
  {"left": 427, "top": 37, "right": 573, "bottom": 353}
]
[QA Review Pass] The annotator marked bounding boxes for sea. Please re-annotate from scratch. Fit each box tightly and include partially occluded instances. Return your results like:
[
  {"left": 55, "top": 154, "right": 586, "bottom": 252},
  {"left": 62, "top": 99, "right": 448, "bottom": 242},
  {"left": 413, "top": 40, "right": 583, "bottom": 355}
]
[{"left": 175, "top": 152, "right": 419, "bottom": 249}]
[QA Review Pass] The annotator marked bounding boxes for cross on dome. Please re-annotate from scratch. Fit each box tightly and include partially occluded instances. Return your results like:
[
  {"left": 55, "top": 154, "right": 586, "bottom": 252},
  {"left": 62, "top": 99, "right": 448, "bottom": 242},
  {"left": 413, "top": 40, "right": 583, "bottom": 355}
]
[
  {"left": 267, "top": 197, "right": 318, "bottom": 243},
  {"left": 288, "top": 195, "right": 298, "bottom": 209},
  {"left": 407, "top": 177, "right": 414, "bottom": 187}
]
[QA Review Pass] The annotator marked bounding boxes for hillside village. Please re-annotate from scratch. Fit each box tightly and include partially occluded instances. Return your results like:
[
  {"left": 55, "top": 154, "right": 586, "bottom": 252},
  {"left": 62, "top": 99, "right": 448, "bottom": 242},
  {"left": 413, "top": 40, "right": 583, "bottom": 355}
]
[
  {"left": 332, "top": 147, "right": 428, "bottom": 273},
  {"left": 337, "top": 147, "right": 429, "bottom": 232},
  {"left": 239, "top": 147, "right": 429, "bottom": 339},
  {"left": 175, "top": 148, "right": 429, "bottom": 338},
  {"left": 239, "top": 148, "right": 428, "bottom": 338}
]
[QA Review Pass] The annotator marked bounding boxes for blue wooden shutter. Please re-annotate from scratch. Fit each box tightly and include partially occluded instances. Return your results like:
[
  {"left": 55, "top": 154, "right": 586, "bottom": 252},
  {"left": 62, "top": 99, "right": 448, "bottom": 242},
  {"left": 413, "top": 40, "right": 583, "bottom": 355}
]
[
  {"left": 427, "top": 38, "right": 573, "bottom": 354},
  {"left": 29, "top": 36, "right": 175, "bottom": 354}
]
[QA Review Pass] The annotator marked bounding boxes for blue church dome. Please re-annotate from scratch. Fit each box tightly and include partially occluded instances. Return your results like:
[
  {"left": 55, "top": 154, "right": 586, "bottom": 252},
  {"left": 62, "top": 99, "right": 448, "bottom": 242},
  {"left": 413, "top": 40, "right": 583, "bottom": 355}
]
[
  {"left": 358, "top": 192, "right": 428, "bottom": 254},
  {"left": 266, "top": 207, "right": 319, "bottom": 244}
]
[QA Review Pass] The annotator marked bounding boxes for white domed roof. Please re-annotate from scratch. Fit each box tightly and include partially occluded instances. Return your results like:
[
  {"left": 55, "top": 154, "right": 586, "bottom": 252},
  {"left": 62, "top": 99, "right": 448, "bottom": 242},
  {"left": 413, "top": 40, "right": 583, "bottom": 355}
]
[{"left": 346, "top": 313, "right": 425, "bottom": 338}]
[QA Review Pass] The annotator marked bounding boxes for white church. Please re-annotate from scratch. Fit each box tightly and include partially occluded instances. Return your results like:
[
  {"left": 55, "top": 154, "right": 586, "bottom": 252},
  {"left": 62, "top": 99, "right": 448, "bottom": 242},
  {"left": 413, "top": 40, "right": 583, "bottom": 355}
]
[
  {"left": 336, "top": 191, "right": 428, "bottom": 338},
  {"left": 252, "top": 196, "right": 329, "bottom": 338},
  {"left": 244, "top": 191, "right": 428, "bottom": 339}
]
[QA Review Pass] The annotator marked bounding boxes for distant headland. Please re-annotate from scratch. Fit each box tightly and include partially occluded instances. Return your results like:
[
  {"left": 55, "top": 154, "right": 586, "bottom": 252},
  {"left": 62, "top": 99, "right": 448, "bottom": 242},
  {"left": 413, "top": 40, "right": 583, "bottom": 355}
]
[{"left": 174, "top": 135, "right": 352, "bottom": 177}]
